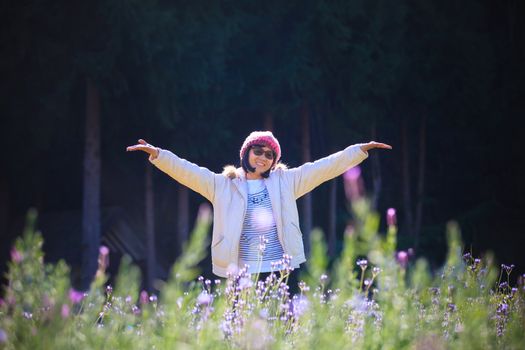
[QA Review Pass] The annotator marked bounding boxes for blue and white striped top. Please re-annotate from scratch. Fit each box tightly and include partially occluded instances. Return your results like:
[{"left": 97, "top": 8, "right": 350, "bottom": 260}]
[{"left": 239, "top": 179, "right": 284, "bottom": 273}]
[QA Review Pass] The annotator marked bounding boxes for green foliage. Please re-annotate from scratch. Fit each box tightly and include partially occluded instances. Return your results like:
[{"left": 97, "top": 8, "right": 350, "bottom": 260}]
[{"left": 2, "top": 203, "right": 525, "bottom": 349}]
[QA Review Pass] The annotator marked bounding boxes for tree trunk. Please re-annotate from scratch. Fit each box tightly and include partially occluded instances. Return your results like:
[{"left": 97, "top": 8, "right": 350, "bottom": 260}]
[
  {"left": 328, "top": 177, "right": 337, "bottom": 257},
  {"left": 414, "top": 115, "right": 427, "bottom": 250},
  {"left": 264, "top": 112, "right": 274, "bottom": 131},
  {"left": 300, "top": 102, "right": 312, "bottom": 256},
  {"left": 370, "top": 121, "right": 382, "bottom": 210},
  {"left": 401, "top": 115, "right": 414, "bottom": 237},
  {"left": 177, "top": 185, "right": 189, "bottom": 255},
  {"left": 81, "top": 77, "right": 101, "bottom": 290},
  {"left": 145, "top": 164, "right": 156, "bottom": 291},
  {"left": 0, "top": 174, "right": 8, "bottom": 240}
]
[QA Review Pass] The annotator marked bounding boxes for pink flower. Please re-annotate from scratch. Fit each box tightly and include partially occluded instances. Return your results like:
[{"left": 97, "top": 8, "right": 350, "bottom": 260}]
[
  {"left": 10, "top": 247, "right": 23, "bottom": 263},
  {"left": 61, "top": 304, "right": 70, "bottom": 318},
  {"left": 98, "top": 246, "right": 110, "bottom": 271},
  {"left": 396, "top": 251, "right": 409, "bottom": 268},
  {"left": 140, "top": 290, "right": 149, "bottom": 305},
  {"left": 386, "top": 208, "right": 397, "bottom": 226},
  {"left": 68, "top": 289, "right": 85, "bottom": 304},
  {"left": 99, "top": 246, "right": 109, "bottom": 256},
  {"left": 343, "top": 166, "right": 364, "bottom": 201}
]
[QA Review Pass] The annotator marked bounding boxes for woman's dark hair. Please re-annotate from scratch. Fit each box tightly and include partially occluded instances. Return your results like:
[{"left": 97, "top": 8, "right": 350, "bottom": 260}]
[{"left": 241, "top": 145, "right": 276, "bottom": 178}]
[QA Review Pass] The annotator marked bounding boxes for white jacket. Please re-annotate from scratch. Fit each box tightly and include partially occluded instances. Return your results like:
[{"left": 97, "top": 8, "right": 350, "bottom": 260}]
[{"left": 150, "top": 144, "right": 368, "bottom": 277}]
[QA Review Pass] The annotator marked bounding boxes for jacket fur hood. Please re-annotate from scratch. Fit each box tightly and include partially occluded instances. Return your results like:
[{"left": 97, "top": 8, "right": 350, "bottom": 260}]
[{"left": 221, "top": 163, "right": 288, "bottom": 179}]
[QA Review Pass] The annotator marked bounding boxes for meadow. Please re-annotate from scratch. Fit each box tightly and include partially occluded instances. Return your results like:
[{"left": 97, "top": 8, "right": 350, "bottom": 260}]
[{"left": 1, "top": 197, "right": 524, "bottom": 349}]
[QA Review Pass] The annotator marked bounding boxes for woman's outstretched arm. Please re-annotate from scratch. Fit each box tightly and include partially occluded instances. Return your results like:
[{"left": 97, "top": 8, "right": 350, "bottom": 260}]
[
  {"left": 285, "top": 141, "right": 392, "bottom": 199},
  {"left": 127, "top": 139, "right": 217, "bottom": 202}
]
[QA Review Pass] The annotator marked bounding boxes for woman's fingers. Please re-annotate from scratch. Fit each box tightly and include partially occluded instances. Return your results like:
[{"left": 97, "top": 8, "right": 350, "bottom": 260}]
[
  {"left": 138, "top": 139, "right": 147, "bottom": 145},
  {"left": 376, "top": 142, "right": 392, "bottom": 149},
  {"left": 361, "top": 141, "right": 392, "bottom": 151}
]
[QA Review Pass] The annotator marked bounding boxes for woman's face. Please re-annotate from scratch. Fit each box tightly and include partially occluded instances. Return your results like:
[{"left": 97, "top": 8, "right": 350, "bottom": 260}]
[{"left": 248, "top": 145, "right": 274, "bottom": 177}]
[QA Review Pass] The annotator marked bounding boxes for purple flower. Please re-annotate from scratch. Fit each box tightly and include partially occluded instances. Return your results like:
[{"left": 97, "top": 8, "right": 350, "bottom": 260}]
[
  {"left": 396, "top": 251, "right": 409, "bottom": 268},
  {"left": 10, "top": 247, "right": 23, "bottom": 263},
  {"left": 291, "top": 295, "right": 309, "bottom": 318},
  {"left": 197, "top": 291, "right": 213, "bottom": 306},
  {"left": 98, "top": 246, "right": 110, "bottom": 271},
  {"left": 61, "top": 304, "right": 70, "bottom": 318},
  {"left": 356, "top": 259, "right": 368, "bottom": 269},
  {"left": 68, "top": 289, "right": 85, "bottom": 304},
  {"left": 139, "top": 290, "right": 149, "bottom": 305},
  {"left": 386, "top": 208, "right": 397, "bottom": 226},
  {"left": 343, "top": 166, "right": 364, "bottom": 201},
  {"left": 0, "top": 329, "right": 7, "bottom": 344}
]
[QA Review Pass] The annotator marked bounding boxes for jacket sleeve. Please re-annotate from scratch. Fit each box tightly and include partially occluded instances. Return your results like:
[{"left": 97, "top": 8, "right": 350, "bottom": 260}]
[
  {"left": 149, "top": 149, "right": 216, "bottom": 202},
  {"left": 285, "top": 144, "right": 368, "bottom": 199}
]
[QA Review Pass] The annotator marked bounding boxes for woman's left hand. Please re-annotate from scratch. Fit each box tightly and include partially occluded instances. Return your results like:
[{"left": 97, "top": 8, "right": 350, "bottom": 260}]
[{"left": 360, "top": 141, "right": 392, "bottom": 152}]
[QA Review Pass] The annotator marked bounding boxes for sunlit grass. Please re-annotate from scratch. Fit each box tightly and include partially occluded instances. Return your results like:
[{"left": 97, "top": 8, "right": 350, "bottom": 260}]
[{"left": 1, "top": 200, "right": 524, "bottom": 349}]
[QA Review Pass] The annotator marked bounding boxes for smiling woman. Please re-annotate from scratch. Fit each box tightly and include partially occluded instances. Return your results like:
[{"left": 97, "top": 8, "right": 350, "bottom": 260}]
[{"left": 126, "top": 131, "right": 391, "bottom": 279}]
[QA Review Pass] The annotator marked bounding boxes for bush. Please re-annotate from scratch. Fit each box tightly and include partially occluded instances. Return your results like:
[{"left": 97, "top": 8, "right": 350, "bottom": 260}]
[{"left": 1, "top": 202, "right": 524, "bottom": 349}]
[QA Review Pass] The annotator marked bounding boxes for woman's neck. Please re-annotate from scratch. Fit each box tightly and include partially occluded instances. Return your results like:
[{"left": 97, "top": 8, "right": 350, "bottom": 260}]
[{"left": 245, "top": 171, "right": 263, "bottom": 180}]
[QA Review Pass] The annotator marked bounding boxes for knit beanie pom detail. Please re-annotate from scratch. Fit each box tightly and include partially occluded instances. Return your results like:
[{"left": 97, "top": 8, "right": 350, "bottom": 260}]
[{"left": 239, "top": 131, "right": 281, "bottom": 162}]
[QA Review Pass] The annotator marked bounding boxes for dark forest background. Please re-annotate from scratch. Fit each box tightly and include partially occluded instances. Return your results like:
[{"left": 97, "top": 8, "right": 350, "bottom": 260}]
[{"left": 1, "top": 0, "right": 524, "bottom": 290}]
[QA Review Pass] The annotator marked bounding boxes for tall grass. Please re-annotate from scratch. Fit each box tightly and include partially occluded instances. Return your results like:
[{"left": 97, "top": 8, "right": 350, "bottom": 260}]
[{"left": 1, "top": 198, "right": 524, "bottom": 349}]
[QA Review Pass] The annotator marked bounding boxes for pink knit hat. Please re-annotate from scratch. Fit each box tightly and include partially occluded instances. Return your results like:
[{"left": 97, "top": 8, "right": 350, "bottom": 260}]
[{"left": 239, "top": 131, "right": 281, "bottom": 162}]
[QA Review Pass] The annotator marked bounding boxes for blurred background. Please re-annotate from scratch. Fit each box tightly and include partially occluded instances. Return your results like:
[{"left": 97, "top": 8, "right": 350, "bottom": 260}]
[{"left": 1, "top": 0, "right": 524, "bottom": 290}]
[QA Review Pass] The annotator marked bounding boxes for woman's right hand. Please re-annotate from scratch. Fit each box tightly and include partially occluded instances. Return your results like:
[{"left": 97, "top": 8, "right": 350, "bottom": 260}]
[{"left": 126, "top": 139, "right": 160, "bottom": 159}]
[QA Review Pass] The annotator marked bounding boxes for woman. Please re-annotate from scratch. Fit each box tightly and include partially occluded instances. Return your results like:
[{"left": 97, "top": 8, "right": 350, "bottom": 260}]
[{"left": 127, "top": 131, "right": 391, "bottom": 278}]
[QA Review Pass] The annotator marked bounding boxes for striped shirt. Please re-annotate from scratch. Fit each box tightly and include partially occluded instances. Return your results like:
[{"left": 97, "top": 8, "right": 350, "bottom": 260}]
[{"left": 239, "top": 179, "right": 284, "bottom": 273}]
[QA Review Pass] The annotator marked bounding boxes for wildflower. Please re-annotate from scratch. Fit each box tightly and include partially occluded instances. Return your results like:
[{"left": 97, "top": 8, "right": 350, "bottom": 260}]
[
  {"left": 343, "top": 166, "right": 364, "bottom": 201},
  {"left": 396, "top": 251, "right": 408, "bottom": 268},
  {"left": 345, "top": 224, "right": 355, "bottom": 237},
  {"left": 497, "top": 303, "right": 509, "bottom": 315},
  {"left": 68, "top": 289, "right": 85, "bottom": 304},
  {"left": 239, "top": 277, "right": 253, "bottom": 290},
  {"left": 61, "top": 304, "right": 70, "bottom": 318},
  {"left": 0, "top": 329, "right": 7, "bottom": 344},
  {"left": 125, "top": 295, "right": 132, "bottom": 304},
  {"left": 386, "top": 208, "right": 396, "bottom": 226},
  {"left": 197, "top": 291, "right": 213, "bottom": 306},
  {"left": 372, "top": 267, "right": 381, "bottom": 276},
  {"left": 98, "top": 246, "right": 110, "bottom": 272},
  {"left": 259, "top": 308, "right": 269, "bottom": 319},
  {"left": 288, "top": 295, "right": 309, "bottom": 319},
  {"left": 131, "top": 304, "right": 141, "bottom": 315},
  {"left": 320, "top": 274, "right": 328, "bottom": 283},
  {"left": 356, "top": 259, "right": 368, "bottom": 270},
  {"left": 447, "top": 303, "right": 457, "bottom": 312},
  {"left": 298, "top": 281, "right": 310, "bottom": 293},
  {"left": 106, "top": 285, "right": 113, "bottom": 295},
  {"left": 10, "top": 247, "right": 23, "bottom": 263},
  {"left": 501, "top": 264, "right": 515, "bottom": 275},
  {"left": 226, "top": 263, "right": 239, "bottom": 277},
  {"left": 140, "top": 290, "right": 149, "bottom": 305},
  {"left": 149, "top": 294, "right": 158, "bottom": 303}
]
